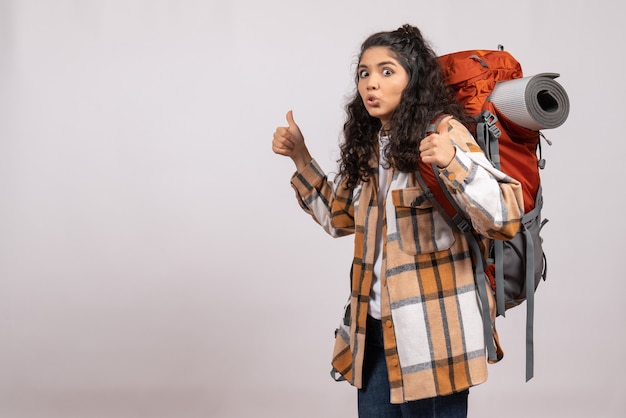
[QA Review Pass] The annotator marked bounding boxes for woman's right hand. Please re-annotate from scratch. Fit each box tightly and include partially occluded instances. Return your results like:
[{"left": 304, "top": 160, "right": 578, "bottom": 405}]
[{"left": 272, "top": 110, "right": 312, "bottom": 171}]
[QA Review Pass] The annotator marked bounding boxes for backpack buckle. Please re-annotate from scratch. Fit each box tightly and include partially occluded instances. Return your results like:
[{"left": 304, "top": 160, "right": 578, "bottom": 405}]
[
  {"left": 452, "top": 214, "right": 471, "bottom": 233},
  {"left": 412, "top": 189, "right": 433, "bottom": 207},
  {"left": 481, "top": 110, "right": 501, "bottom": 138}
]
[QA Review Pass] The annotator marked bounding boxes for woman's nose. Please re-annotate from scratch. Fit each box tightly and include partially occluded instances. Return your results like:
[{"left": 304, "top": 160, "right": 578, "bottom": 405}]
[{"left": 367, "top": 75, "right": 379, "bottom": 89}]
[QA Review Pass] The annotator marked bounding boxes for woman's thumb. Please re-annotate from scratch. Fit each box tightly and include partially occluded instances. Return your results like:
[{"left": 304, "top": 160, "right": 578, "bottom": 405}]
[{"left": 286, "top": 110, "right": 296, "bottom": 129}]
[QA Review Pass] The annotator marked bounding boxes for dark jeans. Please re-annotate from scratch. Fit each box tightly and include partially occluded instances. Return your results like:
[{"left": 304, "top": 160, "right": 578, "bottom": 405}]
[{"left": 357, "top": 315, "right": 469, "bottom": 418}]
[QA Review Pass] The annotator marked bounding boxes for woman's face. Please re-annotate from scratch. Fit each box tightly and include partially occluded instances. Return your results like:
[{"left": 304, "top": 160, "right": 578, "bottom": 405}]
[{"left": 357, "top": 46, "right": 409, "bottom": 128}]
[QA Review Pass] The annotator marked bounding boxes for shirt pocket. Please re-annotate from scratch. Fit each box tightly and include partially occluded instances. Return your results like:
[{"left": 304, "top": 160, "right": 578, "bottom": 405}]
[{"left": 391, "top": 187, "right": 456, "bottom": 255}]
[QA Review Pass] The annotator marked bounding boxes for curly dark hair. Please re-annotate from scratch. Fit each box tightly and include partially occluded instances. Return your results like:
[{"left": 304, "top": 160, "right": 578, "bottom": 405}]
[{"left": 338, "top": 24, "right": 468, "bottom": 188}]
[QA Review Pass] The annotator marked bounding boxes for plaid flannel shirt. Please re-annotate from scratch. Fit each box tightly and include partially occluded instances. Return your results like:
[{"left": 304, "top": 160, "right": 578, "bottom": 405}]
[{"left": 290, "top": 119, "right": 523, "bottom": 403}]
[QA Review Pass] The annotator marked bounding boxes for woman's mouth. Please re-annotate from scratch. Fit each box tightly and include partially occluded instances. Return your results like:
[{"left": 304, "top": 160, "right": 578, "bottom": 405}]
[{"left": 366, "top": 95, "right": 379, "bottom": 106}]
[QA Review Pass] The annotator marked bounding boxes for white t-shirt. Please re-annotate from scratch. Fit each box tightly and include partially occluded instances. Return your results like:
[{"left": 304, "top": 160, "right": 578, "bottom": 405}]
[{"left": 369, "top": 134, "right": 389, "bottom": 319}]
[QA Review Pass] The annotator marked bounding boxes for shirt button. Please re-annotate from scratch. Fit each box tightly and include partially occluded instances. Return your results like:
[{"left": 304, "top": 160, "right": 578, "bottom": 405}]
[
  {"left": 385, "top": 320, "right": 393, "bottom": 328},
  {"left": 391, "top": 358, "right": 399, "bottom": 367},
  {"left": 447, "top": 173, "right": 456, "bottom": 181}
]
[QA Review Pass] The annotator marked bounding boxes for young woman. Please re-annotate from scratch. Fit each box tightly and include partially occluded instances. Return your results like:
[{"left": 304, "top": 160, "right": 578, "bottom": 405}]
[{"left": 272, "top": 24, "right": 524, "bottom": 417}]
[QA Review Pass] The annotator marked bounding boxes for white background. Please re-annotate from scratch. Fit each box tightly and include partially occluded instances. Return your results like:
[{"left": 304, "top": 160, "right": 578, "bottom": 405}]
[{"left": 1, "top": 0, "right": 624, "bottom": 417}]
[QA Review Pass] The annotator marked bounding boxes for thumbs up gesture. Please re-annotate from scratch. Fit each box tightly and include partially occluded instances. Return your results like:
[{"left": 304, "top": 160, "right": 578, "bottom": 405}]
[
  {"left": 272, "top": 110, "right": 312, "bottom": 171},
  {"left": 419, "top": 115, "right": 457, "bottom": 168}
]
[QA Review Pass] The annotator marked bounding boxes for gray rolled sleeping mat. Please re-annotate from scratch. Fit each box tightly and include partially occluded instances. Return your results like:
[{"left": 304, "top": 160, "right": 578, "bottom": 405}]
[{"left": 489, "top": 72, "right": 570, "bottom": 131}]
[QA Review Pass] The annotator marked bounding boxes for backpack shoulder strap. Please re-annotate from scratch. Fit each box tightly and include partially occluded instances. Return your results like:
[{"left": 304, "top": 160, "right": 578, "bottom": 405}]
[{"left": 420, "top": 115, "right": 480, "bottom": 233}]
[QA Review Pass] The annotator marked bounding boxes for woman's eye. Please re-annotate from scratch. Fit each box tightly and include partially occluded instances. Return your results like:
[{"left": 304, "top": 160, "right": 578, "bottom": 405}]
[
  {"left": 383, "top": 68, "right": 393, "bottom": 76},
  {"left": 359, "top": 70, "right": 369, "bottom": 78}
]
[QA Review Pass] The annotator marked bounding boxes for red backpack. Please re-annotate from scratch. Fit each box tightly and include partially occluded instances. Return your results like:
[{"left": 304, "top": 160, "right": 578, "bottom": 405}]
[{"left": 417, "top": 47, "right": 569, "bottom": 381}]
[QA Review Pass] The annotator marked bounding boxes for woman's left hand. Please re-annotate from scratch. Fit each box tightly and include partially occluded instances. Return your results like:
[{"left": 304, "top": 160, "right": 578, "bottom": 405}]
[{"left": 419, "top": 115, "right": 456, "bottom": 168}]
